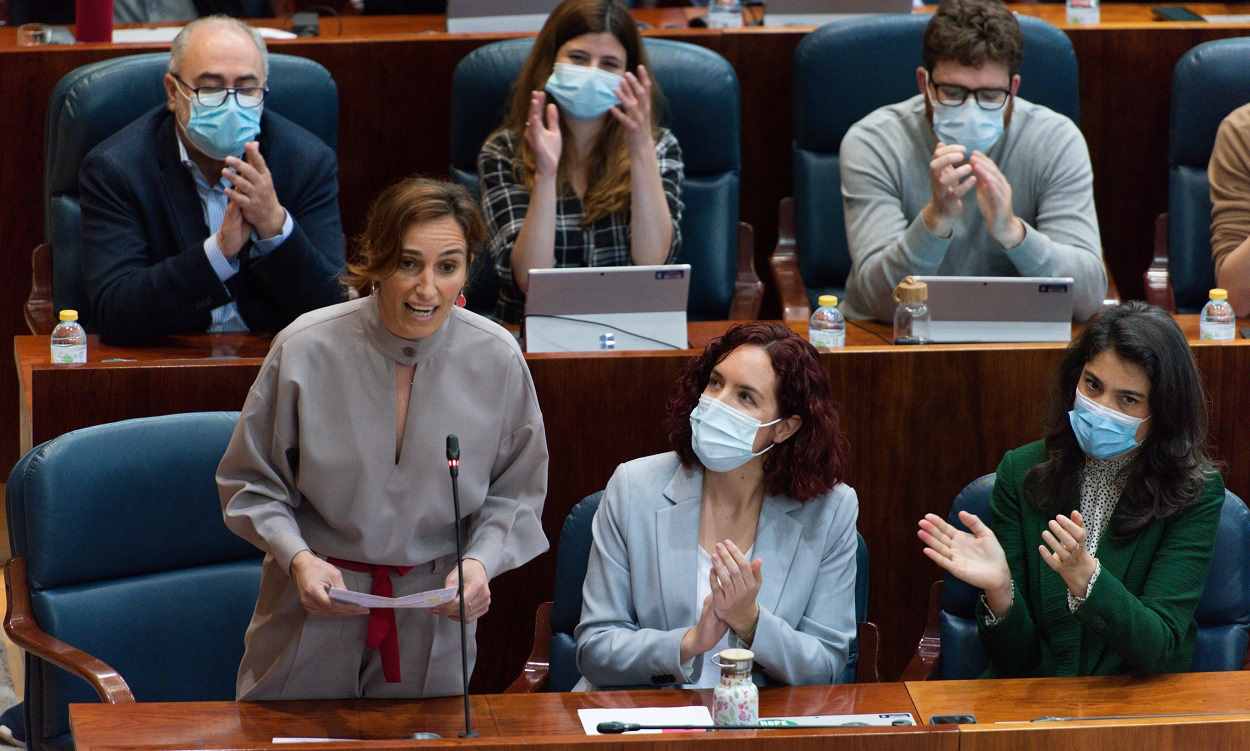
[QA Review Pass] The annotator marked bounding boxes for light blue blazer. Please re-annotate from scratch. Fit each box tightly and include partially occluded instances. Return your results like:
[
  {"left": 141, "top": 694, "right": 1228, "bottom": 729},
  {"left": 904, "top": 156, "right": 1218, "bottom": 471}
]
[{"left": 574, "top": 452, "right": 859, "bottom": 687}]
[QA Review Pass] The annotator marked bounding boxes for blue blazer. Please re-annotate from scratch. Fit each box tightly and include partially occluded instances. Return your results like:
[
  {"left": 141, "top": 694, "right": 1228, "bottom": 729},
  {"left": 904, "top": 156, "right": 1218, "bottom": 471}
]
[
  {"left": 575, "top": 452, "right": 859, "bottom": 687},
  {"left": 80, "top": 106, "right": 346, "bottom": 341}
]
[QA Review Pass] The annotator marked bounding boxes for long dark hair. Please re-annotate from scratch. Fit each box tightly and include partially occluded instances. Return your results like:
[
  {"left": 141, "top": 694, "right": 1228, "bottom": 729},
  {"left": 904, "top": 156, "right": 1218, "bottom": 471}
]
[
  {"left": 1024, "top": 302, "right": 1213, "bottom": 537},
  {"left": 665, "top": 322, "right": 849, "bottom": 501}
]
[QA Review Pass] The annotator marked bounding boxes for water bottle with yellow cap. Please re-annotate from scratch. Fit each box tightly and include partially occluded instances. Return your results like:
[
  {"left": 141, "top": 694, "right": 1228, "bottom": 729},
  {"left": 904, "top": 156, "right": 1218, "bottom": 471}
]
[
  {"left": 808, "top": 294, "right": 846, "bottom": 350},
  {"left": 1199, "top": 288, "right": 1235, "bottom": 341},
  {"left": 50, "top": 309, "right": 87, "bottom": 364}
]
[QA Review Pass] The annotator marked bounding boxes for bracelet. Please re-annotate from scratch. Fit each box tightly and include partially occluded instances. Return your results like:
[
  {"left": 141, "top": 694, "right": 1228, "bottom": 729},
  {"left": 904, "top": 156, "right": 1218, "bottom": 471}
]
[{"left": 980, "top": 580, "right": 1015, "bottom": 626}]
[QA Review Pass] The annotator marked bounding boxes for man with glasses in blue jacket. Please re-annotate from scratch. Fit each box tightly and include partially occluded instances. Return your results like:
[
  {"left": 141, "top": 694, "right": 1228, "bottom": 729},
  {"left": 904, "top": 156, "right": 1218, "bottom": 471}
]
[
  {"left": 839, "top": 0, "right": 1106, "bottom": 323},
  {"left": 80, "top": 15, "right": 345, "bottom": 342}
]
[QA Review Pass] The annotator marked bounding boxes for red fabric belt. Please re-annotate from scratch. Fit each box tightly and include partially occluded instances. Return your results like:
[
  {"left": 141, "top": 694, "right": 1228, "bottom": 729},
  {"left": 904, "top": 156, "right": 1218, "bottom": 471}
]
[{"left": 326, "top": 557, "right": 414, "bottom": 683}]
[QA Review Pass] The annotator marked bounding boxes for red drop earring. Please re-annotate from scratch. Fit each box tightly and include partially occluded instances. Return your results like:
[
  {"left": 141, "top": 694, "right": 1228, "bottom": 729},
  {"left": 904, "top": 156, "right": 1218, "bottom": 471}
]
[{"left": 455, "top": 292, "right": 467, "bottom": 308}]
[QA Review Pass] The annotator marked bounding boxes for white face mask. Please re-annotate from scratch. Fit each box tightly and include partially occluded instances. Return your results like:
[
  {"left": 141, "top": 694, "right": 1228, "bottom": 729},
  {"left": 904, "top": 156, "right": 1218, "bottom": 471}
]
[
  {"left": 931, "top": 99, "right": 1004, "bottom": 155},
  {"left": 689, "top": 395, "right": 782, "bottom": 473}
]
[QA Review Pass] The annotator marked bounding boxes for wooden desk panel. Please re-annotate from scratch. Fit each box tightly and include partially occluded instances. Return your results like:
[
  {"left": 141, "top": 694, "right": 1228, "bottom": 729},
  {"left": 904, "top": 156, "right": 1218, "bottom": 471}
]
[
  {"left": 15, "top": 318, "right": 1250, "bottom": 688},
  {"left": 959, "top": 715, "right": 1250, "bottom": 751},
  {"left": 70, "top": 686, "right": 956, "bottom": 751},
  {"left": 906, "top": 671, "right": 1250, "bottom": 725},
  {"left": 69, "top": 695, "right": 500, "bottom": 751},
  {"left": 2, "top": 7, "right": 1249, "bottom": 475}
]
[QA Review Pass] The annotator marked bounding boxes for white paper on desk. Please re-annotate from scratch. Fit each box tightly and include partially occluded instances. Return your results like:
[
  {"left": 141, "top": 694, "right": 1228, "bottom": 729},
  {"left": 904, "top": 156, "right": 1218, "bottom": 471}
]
[
  {"left": 577, "top": 706, "right": 713, "bottom": 736},
  {"left": 328, "top": 585, "right": 456, "bottom": 609},
  {"left": 271, "top": 738, "right": 358, "bottom": 744},
  {"left": 111, "top": 26, "right": 296, "bottom": 43},
  {"left": 1202, "top": 14, "right": 1250, "bottom": 22},
  {"left": 761, "top": 712, "right": 917, "bottom": 727}
]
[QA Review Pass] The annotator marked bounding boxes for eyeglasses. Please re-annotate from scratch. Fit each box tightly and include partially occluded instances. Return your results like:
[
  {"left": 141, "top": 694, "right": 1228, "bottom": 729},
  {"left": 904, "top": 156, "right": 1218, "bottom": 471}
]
[
  {"left": 172, "top": 74, "right": 268, "bottom": 109},
  {"left": 929, "top": 78, "right": 1012, "bottom": 111}
]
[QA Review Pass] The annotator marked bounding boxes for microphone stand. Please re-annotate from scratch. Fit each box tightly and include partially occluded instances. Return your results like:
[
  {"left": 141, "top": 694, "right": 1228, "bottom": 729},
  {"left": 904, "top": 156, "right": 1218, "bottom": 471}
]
[{"left": 446, "top": 435, "right": 477, "bottom": 738}]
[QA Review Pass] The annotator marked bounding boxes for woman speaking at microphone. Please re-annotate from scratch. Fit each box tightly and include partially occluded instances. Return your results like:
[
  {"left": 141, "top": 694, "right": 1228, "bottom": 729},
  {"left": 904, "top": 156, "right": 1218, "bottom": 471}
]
[
  {"left": 217, "top": 177, "right": 549, "bottom": 699},
  {"left": 575, "top": 323, "right": 860, "bottom": 688},
  {"left": 478, "top": 0, "right": 684, "bottom": 323},
  {"left": 917, "top": 302, "right": 1224, "bottom": 676}
]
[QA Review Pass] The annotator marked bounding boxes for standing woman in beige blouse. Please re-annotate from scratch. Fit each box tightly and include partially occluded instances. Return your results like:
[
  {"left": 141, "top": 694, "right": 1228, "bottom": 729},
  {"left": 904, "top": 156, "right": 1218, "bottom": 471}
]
[{"left": 218, "top": 177, "right": 549, "bottom": 700}]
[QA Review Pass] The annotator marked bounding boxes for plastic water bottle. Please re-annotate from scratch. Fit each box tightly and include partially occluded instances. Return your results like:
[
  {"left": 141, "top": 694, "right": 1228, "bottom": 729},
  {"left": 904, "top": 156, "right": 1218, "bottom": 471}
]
[
  {"left": 706, "top": 0, "right": 743, "bottom": 28},
  {"left": 50, "top": 309, "right": 87, "bottom": 364},
  {"left": 1200, "top": 288, "right": 1235, "bottom": 341},
  {"left": 1066, "top": 0, "right": 1100, "bottom": 24},
  {"left": 809, "top": 295, "right": 846, "bottom": 350}
]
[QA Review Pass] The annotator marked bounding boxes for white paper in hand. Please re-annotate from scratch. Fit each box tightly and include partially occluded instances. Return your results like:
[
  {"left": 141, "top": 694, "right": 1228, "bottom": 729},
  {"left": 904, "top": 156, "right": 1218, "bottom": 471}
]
[{"left": 328, "top": 586, "right": 456, "bottom": 609}]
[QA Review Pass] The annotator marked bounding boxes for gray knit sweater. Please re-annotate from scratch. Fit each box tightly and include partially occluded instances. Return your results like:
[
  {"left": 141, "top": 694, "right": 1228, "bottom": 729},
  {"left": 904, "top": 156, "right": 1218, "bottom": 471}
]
[{"left": 839, "top": 95, "right": 1106, "bottom": 322}]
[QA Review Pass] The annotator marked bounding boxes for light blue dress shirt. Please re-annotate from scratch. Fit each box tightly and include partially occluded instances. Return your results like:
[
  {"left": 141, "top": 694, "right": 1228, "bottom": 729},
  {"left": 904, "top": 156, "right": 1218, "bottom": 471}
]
[{"left": 177, "top": 135, "right": 294, "bottom": 332}]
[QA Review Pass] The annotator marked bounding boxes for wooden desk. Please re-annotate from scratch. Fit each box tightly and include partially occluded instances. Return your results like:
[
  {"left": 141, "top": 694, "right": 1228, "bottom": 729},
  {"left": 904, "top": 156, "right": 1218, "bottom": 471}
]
[
  {"left": 907, "top": 672, "right": 1250, "bottom": 750},
  {"left": 1, "top": 6, "right": 1248, "bottom": 472},
  {"left": 14, "top": 317, "right": 1250, "bottom": 690},
  {"left": 70, "top": 685, "right": 955, "bottom": 751}
]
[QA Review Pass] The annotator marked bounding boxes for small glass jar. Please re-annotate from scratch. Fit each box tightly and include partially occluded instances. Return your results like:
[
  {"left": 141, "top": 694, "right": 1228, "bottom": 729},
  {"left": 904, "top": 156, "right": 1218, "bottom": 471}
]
[
  {"left": 712, "top": 648, "right": 758, "bottom": 726},
  {"left": 893, "top": 276, "right": 931, "bottom": 345}
]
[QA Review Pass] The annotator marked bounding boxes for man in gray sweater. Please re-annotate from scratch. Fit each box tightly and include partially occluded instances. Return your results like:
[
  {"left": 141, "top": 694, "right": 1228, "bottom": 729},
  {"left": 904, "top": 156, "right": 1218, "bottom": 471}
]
[{"left": 840, "top": 0, "right": 1106, "bottom": 322}]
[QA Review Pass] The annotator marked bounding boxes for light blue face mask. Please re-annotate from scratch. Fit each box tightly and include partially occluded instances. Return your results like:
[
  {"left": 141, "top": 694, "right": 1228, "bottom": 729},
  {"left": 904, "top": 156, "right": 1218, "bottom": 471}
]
[
  {"left": 1068, "top": 390, "right": 1148, "bottom": 460},
  {"left": 932, "top": 99, "right": 1004, "bottom": 155},
  {"left": 543, "top": 62, "right": 622, "bottom": 121},
  {"left": 179, "top": 88, "right": 262, "bottom": 161},
  {"left": 690, "top": 395, "right": 782, "bottom": 473}
]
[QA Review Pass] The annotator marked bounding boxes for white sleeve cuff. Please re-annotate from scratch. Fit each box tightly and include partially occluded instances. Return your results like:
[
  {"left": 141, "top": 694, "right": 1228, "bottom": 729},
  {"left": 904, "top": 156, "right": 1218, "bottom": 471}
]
[{"left": 205, "top": 234, "right": 241, "bottom": 282}]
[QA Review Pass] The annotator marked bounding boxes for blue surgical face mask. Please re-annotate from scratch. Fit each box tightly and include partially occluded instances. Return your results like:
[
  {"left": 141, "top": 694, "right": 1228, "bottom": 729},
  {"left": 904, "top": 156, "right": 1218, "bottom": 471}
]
[
  {"left": 178, "top": 88, "right": 262, "bottom": 161},
  {"left": 543, "top": 62, "right": 622, "bottom": 121},
  {"left": 1068, "top": 389, "right": 1148, "bottom": 460},
  {"left": 690, "top": 395, "right": 782, "bottom": 473},
  {"left": 931, "top": 99, "right": 1004, "bottom": 155}
]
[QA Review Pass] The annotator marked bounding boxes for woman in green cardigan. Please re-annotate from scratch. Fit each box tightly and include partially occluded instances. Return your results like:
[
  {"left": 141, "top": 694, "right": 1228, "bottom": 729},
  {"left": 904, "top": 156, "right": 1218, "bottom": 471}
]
[{"left": 917, "top": 302, "right": 1224, "bottom": 677}]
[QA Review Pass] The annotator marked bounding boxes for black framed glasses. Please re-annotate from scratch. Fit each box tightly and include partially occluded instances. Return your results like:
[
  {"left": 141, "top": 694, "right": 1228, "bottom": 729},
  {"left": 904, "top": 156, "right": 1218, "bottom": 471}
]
[
  {"left": 929, "top": 78, "right": 1012, "bottom": 111},
  {"left": 172, "top": 74, "right": 268, "bottom": 109}
]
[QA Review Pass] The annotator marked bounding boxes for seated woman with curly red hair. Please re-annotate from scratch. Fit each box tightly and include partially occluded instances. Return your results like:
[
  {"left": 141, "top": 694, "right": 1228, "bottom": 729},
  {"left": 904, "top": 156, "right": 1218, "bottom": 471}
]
[{"left": 574, "top": 322, "right": 857, "bottom": 689}]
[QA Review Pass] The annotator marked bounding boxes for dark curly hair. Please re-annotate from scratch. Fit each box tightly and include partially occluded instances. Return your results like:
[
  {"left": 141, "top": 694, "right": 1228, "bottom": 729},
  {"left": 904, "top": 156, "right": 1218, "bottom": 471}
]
[
  {"left": 1024, "top": 302, "right": 1215, "bottom": 538},
  {"left": 665, "top": 322, "right": 848, "bottom": 501},
  {"left": 923, "top": 0, "right": 1023, "bottom": 77}
]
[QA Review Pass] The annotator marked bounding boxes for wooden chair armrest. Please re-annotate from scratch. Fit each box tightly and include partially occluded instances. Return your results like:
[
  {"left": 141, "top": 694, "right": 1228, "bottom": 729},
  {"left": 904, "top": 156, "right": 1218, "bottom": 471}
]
[
  {"left": 4, "top": 558, "right": 135, "bottom": 703},
  {"left": 1143, "top": 213, "right": 1177, "bottom": 313},
  {"left": 899, "top": 580, "right": 942, "bottom": 682},
  {"left": 769, "top": 197, "right": 811, "bottom": 323},
  {"left": 854, "top": 621, "right": 882, "bottom": 683},
  {"left": 505, "top": 601, "right": 552, "bottom": 693},
  {"left": 729, "top": 222, "right": 764, "bottom": 320},
  {"left": 25, "top": 244, "right": 55, "bottom": 336}
]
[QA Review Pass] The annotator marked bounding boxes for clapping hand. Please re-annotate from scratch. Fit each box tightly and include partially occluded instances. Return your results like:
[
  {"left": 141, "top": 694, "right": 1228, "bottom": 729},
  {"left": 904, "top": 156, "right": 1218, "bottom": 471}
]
[
  {"left": 224, "top": 142, "right": 287, "bottom": 240},
  {"left": 710, "top": 540, "right": 763, "bottom": 637},
  {"left": 525, "top": 90, "right": 562, "bottom": 179},
  {"left": 610, "top": 65, "right": 655, "bottom": 156},
  {"left": 969, "top": 152, "right": 1025, "bottom": 248},
  {"left": 918, "top": 511, "right": 1012, "bottom": 597},
  {"left": 680, "top": 593, "right": 729, "bottom": 663},
  {"left": 922, "top": 142, "right": 975, "bottom": 237},
  {"left": 1039, "top": 511, "right": 1098, "bottom": 597}
]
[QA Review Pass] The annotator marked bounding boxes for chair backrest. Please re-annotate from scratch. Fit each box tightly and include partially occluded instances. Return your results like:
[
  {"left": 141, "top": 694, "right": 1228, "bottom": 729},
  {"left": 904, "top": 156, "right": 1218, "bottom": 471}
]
[
  {"left": 1167, "top": 38, "right": 1250, "bottom": 313},
  {"left": 935, "top": 473, "right": 1250, "bottom": 679},
  {"left": 6, "top": 413, "right": 262, "bottom": 750},
  {"left": 449, "top": 38, "right": 741, "bottom": 320},
  {"left": 791, "top": 15, "right": 1078, "bottom": 296},
  {"left": 546, "top": 492, "right": 870, "bottom": 690},
  {"left": 46, "top": 53, "right": 339, "bottom": 326}
]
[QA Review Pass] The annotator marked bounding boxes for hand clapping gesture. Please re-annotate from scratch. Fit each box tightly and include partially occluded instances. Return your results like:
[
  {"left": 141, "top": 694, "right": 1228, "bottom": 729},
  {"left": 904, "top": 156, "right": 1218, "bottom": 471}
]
[
  {"left": 969, "top": 152, "right": 1025, "bottom": 248},
  {"left": 922, "top": 142, "right": 975, "bottom": 236},
  {"left": 610, "top": 65, "right": 655, "bottom": 157},
  {"left": 710, "top": 540, "right": 763, "bottom": 639},
  {"left": 525, "top": 90, "right": 562, "bottom": 179},
  {"left": 917, "top": 511, "right": 1012, "bottom": 608},
  {"left": 1039, "top": 511, "right": 1097, "bottom": 597}
]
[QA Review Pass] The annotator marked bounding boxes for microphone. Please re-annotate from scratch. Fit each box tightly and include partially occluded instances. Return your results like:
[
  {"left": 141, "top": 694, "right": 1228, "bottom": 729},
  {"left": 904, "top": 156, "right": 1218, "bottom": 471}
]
[
  {"left": 445, "top": 435, "right": 477, "bottom": 738},
  {"left": 596, "top": 721, "right": 890, "bottom": 734}
]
